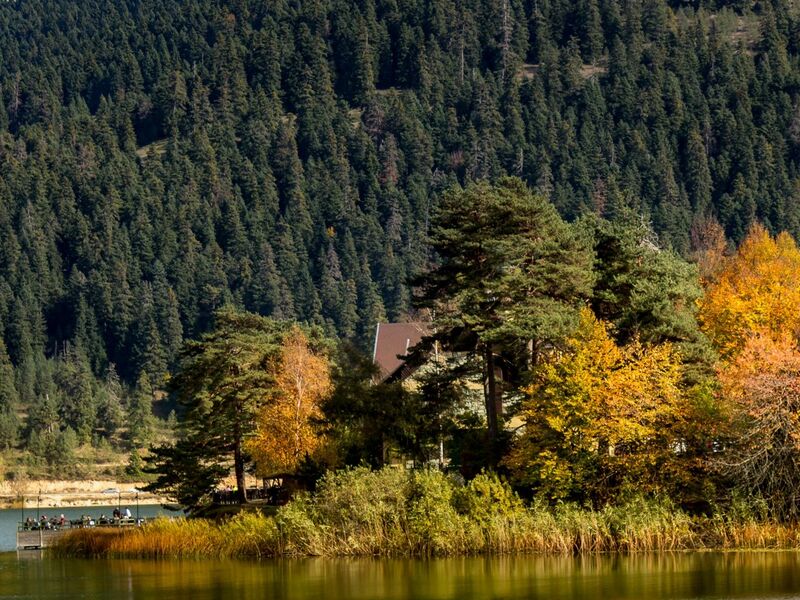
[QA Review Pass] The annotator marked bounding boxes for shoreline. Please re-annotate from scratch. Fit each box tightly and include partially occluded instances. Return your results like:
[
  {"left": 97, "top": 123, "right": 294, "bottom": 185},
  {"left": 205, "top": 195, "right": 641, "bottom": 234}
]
[
  {"left": 51, "top": 468, "right": 800, "bottom": 560},
  {"left": 0, "top": 480, "right": 168, "bottom": 509},
  {"left": 51, "top": 513, "right": 800, "bottom": 560}
]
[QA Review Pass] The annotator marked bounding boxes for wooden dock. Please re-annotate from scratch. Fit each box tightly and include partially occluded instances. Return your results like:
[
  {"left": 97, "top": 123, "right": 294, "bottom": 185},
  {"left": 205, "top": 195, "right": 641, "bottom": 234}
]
[
  {"left": 16, "top": 529, "right": 69, "bottom": 549},
  {"left": 16, "top": 519, "right": 147, "bottom": 549}
]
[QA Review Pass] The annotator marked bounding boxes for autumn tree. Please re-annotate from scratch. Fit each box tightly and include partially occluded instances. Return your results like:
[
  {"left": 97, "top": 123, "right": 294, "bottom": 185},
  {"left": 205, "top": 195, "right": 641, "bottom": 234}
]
[
  {"left": 505, "top": 308, "right": 685, "bottom": 503},
  {"left": 700, "top": 224, "right": 800, "bottom": 356},
  {"left": 690, "top": 215, "right": 728, "bottom": 283},
  {"left": 247, "top": 327, "right": 332, "bottom": 476},
  {"left": 717, "top": 333, "right": 800, "bottom": 518},
  {"left": 145, "top": 310, "right": 290, "bottom": 506}
]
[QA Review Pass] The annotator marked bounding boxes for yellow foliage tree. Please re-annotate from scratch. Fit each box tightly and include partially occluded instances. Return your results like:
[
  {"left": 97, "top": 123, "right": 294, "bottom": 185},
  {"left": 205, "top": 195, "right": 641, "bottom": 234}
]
[
  {"left": 247, "top": 327, "right": 332, "bottom": 476},
  {"left": 699, "top": 223, "right": 800, "bottom": 356},
  {"left": 506, "top": 308, "right": 684, "bottom": 502}
]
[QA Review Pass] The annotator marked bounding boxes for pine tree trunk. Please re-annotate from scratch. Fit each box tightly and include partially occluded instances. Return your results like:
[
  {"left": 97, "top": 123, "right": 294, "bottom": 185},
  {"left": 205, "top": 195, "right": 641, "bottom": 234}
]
[
  {"left": 234, "top": 421, "right": 247, "bottom": 504},
  {"left": 484, "top": 345, "right": 500, "bottom": 442}
]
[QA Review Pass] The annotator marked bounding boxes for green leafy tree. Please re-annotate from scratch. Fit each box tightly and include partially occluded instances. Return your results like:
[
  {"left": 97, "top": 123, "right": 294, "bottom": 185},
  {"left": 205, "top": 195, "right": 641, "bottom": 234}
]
[
  {"left": 322, "top": 345, "right": 420, "bottom": 467},
  {"left": 125, "top": 448, "right": 144, "bottom": 478},
  {"left": 582, "top": 215, "right": 714, "bottom": 381}
]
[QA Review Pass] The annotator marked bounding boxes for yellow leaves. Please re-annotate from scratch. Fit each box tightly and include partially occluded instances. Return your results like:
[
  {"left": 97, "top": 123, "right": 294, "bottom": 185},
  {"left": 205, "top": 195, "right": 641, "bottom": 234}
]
[
  {"left": 247, "top": 327, "right": 332, "bottom": 477},
  {"left": 700, "top": 223, "right": 800, "bottom": 356},
  {"left": 571, "top": 309, "right": 682, "bottom": 447},
  {"left": 509, "top": 307, "right": 685, "bottom": 499}
]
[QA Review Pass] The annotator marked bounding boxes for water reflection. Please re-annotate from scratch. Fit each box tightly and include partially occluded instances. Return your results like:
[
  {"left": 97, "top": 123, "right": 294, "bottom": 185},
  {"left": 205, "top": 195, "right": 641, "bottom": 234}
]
[{"left": 2, "top": 552, "right": 800, "bottom": 599}]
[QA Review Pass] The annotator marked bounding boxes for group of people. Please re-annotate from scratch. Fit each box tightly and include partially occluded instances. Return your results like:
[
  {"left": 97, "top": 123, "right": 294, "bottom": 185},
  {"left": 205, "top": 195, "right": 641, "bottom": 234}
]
[
  {"left": 21, "top": 508, "right": 135, "bottom": 531},
  {"left": 22, "top": 514, "right": 66, "bottom": 530},
  {"left": 92, "top": 507, "right": 135, "bottom": 525},
  {"left": 111, "top": 507, "right": 133, "bottom": 519}
]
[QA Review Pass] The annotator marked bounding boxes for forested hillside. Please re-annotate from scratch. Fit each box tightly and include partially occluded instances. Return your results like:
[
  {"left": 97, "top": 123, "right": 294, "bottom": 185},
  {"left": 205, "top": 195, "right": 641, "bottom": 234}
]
[{"left": 2, "top": 0, "right": 800, "bottom": 468}]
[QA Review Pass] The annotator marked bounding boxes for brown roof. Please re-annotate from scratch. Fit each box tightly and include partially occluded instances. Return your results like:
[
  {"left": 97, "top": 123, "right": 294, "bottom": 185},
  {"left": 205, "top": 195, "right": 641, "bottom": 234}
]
[{"left": 372, "top": 323, "right": 428, "bottom": 381}]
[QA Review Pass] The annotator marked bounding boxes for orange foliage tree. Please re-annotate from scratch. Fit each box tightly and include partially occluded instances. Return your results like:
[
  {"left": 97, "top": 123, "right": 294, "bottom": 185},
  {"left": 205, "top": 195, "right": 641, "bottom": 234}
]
[
  {"left": 717, "top": 333, "right": 800, "bottom": 517},
  {"left": 505, "top": 308, "right": 685, "bottom": 502},
  {"left": 699, "top": 223, "right": 800, "bottom": 356},
  {"left": 247, "top": 327, "right": 332, "bottom": 476}
]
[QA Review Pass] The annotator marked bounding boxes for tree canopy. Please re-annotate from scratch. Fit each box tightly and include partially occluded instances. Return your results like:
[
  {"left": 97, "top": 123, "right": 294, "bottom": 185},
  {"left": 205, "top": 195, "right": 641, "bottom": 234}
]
[
  {"left": 3, "top": 0, "right": 800, "bottom": 465},
  {"left": 145, "top": 310, "right": 328, "bottom": 505},
  {"left": 505, "top": 308, "right": 685, "bottom": 503}
]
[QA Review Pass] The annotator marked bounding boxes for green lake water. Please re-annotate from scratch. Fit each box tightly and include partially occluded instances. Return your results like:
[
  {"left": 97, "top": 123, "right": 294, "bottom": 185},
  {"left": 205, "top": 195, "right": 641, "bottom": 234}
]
[{"left": 3, "top": 551, "right": 800, "bottom": 599}]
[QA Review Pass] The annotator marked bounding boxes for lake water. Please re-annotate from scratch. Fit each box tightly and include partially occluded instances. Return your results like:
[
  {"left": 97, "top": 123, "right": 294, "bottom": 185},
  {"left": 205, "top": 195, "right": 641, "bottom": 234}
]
[
  {"left": 0, "top": 506, "right": 169, "bottom": 552},
  {"left": 2, "top": 551, "right": 800, "bottom": 599}
]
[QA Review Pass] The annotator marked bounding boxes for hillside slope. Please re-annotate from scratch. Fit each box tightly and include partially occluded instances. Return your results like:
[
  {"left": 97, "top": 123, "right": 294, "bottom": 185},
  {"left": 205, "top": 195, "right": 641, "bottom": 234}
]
[{"left": 1, "top": 0, "right": 800, "bottom": 464}]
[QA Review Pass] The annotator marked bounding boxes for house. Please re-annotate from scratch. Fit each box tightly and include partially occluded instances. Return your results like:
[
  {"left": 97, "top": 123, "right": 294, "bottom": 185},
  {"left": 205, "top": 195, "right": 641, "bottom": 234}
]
[
  {"left": 371, "top": 322, "right": 429, "bottom": 383},
  {"left": 371, "top": 322, "right": 519, "bottom": 433}
]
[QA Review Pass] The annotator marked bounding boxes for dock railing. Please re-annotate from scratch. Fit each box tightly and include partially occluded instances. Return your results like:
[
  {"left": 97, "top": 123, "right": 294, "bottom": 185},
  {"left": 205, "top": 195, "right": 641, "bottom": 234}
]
[{"left": 15, "top": 490, "right": 157, "bottom": 549}]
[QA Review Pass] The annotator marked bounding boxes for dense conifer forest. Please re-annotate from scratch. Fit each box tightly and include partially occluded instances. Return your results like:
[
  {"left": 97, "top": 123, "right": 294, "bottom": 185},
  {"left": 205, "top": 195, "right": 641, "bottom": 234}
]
[{"left": 3, "top": 0, "right": 800, "bottom": 474}]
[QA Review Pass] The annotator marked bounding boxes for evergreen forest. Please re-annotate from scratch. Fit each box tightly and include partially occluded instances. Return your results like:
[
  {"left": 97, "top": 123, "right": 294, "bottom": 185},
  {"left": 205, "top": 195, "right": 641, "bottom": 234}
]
[{"left": 3, "top": 0, "right": 800, "bottom": 478}]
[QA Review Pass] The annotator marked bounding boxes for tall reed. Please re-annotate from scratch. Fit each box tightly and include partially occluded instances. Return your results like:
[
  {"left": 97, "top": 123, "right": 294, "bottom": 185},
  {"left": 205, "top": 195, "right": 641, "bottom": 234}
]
[{"left": 51, "top": 467, "right": 800, "bottom": 559}]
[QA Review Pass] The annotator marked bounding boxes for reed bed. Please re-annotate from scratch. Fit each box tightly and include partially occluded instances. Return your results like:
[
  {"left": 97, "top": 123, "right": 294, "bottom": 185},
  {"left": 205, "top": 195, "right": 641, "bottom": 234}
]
[{"left": 51, "top": 467, "right": 800, "bottom": 559}]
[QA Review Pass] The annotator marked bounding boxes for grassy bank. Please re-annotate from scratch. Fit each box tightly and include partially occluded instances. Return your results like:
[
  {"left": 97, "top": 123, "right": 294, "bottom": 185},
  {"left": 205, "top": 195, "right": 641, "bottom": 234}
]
[{"left": 52, "top": 468, "right": 800, "bottom": 559}]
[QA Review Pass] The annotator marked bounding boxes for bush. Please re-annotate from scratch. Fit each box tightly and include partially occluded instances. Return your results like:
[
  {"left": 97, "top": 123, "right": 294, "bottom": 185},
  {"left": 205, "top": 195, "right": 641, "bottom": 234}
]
[{"left": 407, "top": 469, "right": 465, "bottom": 555}]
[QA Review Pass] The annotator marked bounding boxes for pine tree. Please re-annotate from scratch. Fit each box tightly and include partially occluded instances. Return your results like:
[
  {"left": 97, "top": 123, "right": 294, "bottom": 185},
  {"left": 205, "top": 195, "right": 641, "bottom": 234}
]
[
  {"left": 422, "top": 178, "right": 594, "bottom": 446},
  {"left": 145, "top": 310, "right": 315, "bottom": 505},
  {"left": 152, "top": 262, "right": 183, "bottom": 366},
  {"left": 0, "top": 339, "right": 20, "bottom": 450},
  {"left": 55, "top": 350, "right": 96, "bottom": 444},
  {"left": 129, "top": 371, "right": 156, "bottom": 447}
]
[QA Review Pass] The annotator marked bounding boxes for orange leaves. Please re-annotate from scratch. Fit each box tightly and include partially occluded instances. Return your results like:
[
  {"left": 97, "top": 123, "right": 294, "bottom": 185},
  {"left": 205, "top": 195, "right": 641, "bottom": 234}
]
[
  {"left": 700, "top": 224, "right": 800, "bottom": 356},
  {"left": 702, "top": 226, "right": 800, "bottom": 516},
  {"left": 719, "top": 333, "right": 800, "bottom": 448},
  {"left": 247, "top": 327, "right": 332, "bottom": 477},
  {"left": 715, "top": 332, "right": 800, "bottom": 515}
]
